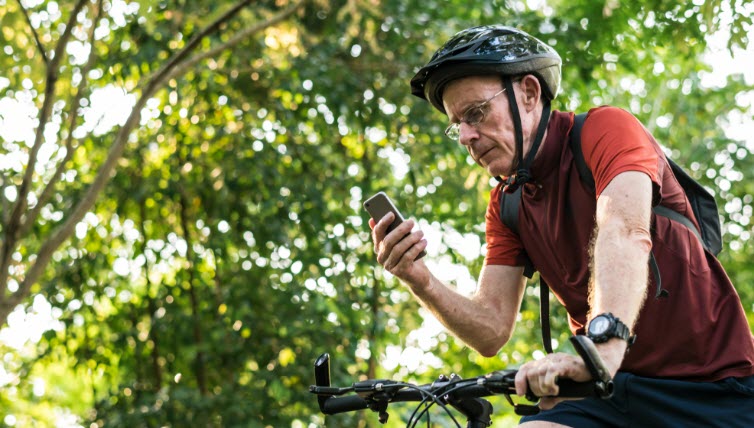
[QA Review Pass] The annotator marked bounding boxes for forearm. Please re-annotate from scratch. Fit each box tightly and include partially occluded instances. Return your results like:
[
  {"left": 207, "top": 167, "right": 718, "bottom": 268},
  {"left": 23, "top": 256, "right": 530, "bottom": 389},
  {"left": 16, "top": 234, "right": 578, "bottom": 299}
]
[
  {"left": 407, "top": 266, "right": 525, "bottom": 357},
  {"left": 590, "top": 218, "right": 651, "bottom": 326},
  {"left": 409, "top": 278, "right": 505, "bottom": 356}
]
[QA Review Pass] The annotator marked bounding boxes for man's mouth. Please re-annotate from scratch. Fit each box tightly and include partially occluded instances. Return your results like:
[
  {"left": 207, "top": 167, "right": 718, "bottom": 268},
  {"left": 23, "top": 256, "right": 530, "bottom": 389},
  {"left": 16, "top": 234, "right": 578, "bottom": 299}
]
[{"left": 473, "top": 146, "right": 494, "bottom": 164}]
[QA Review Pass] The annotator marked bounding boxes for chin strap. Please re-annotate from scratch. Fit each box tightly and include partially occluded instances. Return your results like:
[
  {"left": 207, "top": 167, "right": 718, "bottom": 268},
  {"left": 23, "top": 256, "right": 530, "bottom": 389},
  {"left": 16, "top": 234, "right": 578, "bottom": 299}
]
[{"left": 501, "top": 77, "right": 551, "bottom": 194}]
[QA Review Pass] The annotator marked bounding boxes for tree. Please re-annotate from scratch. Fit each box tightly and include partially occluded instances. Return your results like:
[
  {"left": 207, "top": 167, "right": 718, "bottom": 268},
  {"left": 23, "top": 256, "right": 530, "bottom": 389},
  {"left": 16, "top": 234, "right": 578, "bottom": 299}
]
[{"left": 0, "top": 0, "right": 751, "bottom": 426}]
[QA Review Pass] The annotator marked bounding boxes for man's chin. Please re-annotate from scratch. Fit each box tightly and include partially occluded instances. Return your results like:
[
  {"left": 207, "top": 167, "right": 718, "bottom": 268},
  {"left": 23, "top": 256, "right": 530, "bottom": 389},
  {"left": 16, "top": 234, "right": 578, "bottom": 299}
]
[{"left": 485, "top": 163, "right": 513, "bottom": 178}]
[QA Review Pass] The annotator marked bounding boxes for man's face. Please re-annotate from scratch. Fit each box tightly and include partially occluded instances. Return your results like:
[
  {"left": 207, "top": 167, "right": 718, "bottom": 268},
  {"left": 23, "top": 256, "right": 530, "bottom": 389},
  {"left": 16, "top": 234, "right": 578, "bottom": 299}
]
[{"left": 442, "top": 75, "right": 526, "bottom": 178}]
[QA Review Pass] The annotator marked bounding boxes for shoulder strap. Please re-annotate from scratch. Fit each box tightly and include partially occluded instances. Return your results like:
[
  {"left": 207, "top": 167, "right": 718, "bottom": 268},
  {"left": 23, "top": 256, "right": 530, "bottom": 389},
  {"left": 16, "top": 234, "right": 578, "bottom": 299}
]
[
  {"left": 536, "top": 113, "right": 594, "bottom": 354},
  {"left": 539, "top": 278, "right": 552, "bottom": 354},
  {"left": 569, "top": 113, "right": 594, "bottom": 190},
  {"left": 499, "top": 186, "right": 522, "bottom": 235},
  {"left": 664, "top": 158, "right": 722, "bottom": 255},
  {"left": 499, "top": 187, "right": 536, "bottom": 278},
  {"left": 538, "top": 113, "right": 590, "bottom": 354}
]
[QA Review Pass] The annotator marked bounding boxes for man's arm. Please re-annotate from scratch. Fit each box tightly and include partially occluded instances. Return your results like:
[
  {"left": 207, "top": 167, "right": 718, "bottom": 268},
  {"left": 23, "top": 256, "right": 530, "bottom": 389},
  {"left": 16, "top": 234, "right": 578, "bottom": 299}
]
[
  {"left": 514, "top": 170, "right": 653, "bottom": 406},
  {"left": 370, "top": 214, "right": 527, "bottom": 357},
  {"left": 588, "top": 170, "right": 653, "bottom": 372}
]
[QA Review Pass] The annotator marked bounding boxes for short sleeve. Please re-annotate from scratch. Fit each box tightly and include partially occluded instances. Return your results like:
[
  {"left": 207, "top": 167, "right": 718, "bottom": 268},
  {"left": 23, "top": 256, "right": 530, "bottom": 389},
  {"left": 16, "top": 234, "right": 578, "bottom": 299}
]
[{"left": 580, "top": 107, "right": 662, "bottom": 200}]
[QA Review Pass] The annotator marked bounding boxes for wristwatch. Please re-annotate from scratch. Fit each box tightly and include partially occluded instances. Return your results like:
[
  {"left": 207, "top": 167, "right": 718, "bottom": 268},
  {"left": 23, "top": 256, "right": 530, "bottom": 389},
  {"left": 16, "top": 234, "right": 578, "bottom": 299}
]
[{"left": 587, "top": 313, "right": 636, "bottom": 346}]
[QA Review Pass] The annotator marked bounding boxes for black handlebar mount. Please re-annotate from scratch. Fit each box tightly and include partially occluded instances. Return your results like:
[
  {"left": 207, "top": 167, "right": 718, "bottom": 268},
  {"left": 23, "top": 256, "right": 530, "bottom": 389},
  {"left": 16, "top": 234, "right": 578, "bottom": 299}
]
[{"left": 310, "top": 335, "right": 614, "bottom": 427}]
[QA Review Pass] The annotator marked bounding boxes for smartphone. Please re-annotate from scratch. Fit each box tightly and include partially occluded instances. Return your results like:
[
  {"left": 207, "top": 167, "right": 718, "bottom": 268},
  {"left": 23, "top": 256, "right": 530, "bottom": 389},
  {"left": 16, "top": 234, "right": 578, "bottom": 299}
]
[{"left": 363, "top": 191, "right": 426, "bottom": 260}]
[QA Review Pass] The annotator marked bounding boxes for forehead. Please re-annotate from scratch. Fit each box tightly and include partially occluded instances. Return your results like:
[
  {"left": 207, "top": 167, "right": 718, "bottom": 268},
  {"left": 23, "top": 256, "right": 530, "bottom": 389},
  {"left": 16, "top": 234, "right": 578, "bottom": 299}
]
[{"left": 442, "top": 75, "right": 502, "bottom": 115}]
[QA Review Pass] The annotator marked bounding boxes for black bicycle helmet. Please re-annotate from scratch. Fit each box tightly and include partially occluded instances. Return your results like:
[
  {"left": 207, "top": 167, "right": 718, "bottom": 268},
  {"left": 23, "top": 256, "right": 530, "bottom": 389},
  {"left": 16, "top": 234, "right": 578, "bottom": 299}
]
[{"left": 410, "top": 25, "right": 562, "bottom": 113}]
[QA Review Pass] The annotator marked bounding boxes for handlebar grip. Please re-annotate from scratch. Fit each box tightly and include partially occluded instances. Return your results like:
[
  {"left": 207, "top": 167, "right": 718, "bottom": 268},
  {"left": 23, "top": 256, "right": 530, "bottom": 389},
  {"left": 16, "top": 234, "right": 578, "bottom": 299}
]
[
  {"left": 321, "top": 395, "right": 369, "bottom": 414},
  {"left": 555, "top": 378, "right": 597, "bottom": 398},
  {"left": 525, "top": 379, "right": 601, "bottom": 402}
]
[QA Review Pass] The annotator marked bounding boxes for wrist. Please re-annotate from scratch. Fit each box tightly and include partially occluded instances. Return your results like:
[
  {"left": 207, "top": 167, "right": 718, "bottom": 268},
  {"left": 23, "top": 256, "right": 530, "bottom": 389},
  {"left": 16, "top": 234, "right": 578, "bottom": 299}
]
[
  {"left": 594, "top": 339, "right": 627, "bottom": 376},
  {"left": 407, "top": 271, "right": 435, "bottom": 296},
  {"left": 586, "top": 312, "right": 636, "bottom": 375}
]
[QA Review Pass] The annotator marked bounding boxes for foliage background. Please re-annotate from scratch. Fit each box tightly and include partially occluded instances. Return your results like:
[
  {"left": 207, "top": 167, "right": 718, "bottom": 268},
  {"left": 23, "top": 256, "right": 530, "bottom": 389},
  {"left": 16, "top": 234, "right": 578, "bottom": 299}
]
[{"left": 0, "top": 0, "right": 752, "bottom": 427}]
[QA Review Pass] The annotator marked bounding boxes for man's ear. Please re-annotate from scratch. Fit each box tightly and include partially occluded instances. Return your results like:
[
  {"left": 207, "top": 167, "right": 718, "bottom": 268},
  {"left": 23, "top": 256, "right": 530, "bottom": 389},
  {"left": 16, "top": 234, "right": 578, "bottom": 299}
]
[{"left": 520, "top": 74, "right": 542, "bottom": 112}]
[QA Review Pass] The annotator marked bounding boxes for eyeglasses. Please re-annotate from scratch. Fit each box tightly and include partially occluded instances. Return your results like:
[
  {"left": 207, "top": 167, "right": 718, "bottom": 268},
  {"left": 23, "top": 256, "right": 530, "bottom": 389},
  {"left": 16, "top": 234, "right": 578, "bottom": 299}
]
[{"left": 444, "top": 87, "right": 507, "bottom": 140}]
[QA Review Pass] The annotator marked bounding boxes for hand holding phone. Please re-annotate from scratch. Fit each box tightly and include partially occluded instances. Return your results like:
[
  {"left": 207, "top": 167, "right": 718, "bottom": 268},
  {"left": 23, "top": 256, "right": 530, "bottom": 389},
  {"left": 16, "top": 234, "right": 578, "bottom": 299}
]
[{"left": 363, "top": 191, "right": 426, "bottom": 260}]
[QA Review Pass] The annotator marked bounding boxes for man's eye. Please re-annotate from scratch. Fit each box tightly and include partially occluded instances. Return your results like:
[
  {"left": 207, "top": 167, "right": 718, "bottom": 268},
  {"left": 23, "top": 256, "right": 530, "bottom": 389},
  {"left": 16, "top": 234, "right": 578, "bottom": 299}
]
[{"left": 464, "top": 107, "right": 485, "bottom": 124}]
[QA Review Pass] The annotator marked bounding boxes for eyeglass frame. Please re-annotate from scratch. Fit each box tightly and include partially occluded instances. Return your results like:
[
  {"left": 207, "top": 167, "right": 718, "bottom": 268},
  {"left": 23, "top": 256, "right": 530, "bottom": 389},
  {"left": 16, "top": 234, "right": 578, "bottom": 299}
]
[{"left": 444, "top": 87, "right": 507, "bottom": 140}]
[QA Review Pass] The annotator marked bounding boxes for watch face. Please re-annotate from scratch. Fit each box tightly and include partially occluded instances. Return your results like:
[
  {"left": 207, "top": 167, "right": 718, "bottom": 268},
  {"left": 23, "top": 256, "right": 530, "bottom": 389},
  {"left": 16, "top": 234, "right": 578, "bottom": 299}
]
[{"left": 590, "top": 317, "right": 610, "bottom": 335}]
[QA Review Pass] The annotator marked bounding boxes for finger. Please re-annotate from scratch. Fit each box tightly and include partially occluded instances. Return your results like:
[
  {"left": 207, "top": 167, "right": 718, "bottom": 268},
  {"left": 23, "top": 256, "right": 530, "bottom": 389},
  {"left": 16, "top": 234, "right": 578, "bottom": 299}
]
[
  {"left": 380, "top": 219, "right": 414, "bottom": 252},
  {"left": 515, "top": 365, "right": 531, "bottom": 397},
  {"left": 543, "top": 369, "right": 560, "bottom": 397},
  {"left": 384, "top": 229, "right": 423, "bottom": 270},
  {"left": 396, "top": 232, "right": 427, "bottom": 265},
  {"left": 528, "top": 359, "right": 558, "bottom": 398},
  {"left": 372, "top": 213, "right": 396, "bottom": 260},
  {"left": 408, "top": 238, "right": 428, "bottom": 260},
  {"left": 531, "top": 368, "right": 549, "bottom": 398},
  {"left": 373, "top": 212, "right": 395, "bottom": 240}
]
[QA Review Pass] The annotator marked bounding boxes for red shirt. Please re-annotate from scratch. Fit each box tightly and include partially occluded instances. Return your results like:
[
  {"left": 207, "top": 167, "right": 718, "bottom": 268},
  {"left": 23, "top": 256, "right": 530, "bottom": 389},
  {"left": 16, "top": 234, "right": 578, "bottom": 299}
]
[{"left": 485, "top": 106, "right": 754, "bottom": 381}]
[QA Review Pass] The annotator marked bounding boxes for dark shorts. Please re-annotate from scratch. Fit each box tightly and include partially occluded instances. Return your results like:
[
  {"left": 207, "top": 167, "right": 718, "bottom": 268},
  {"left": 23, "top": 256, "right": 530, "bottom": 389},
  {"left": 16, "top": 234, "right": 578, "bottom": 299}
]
[{"left": 520, "top": 372, "right": 754, "bottom": 428}]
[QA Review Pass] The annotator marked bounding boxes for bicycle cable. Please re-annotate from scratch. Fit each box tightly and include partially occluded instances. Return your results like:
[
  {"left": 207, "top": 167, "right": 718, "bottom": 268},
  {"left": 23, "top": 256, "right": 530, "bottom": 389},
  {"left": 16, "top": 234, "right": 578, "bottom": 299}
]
[
  {"left": 403, "top": 383, "right": 462, "bottom": 428},
  {"left": 407, "top": 378, "right": 481, "bottom": 428}
]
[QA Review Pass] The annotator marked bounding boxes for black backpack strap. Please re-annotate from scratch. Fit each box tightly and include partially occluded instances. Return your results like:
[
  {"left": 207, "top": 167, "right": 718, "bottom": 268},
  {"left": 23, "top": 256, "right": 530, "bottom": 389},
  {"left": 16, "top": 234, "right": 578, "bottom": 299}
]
[
  {"left": 648, "top": 252, "right": 668, "bottom": 299},
  {"left": 499, "top": 112, "right": 588, "bottom": 354},
  {"left": 664, "top": 158, "right": 721, "bottom": 255},
  {"left": 499, "top": 186, "right": 522, "bottom": 235},
  {"left": 539, "top": 277, "right": 553, "bottom": 354},
  {"left": 531, "top": 113, "right": 591, "bottom": 354},
  {"left": 529, "top": 112, "right": 590, "bottom": 353},
  {"left": 499, "top": 187, "right": 536, "bottom": 278},
  {"left": 653, "top": 205, "right": 702, "bottom": 246},
  {"left": 569, "top": 113, "right": 594, "bottom": 189},
  {"left": 499, "top": 179, "right": 543, "bottom": 351}
]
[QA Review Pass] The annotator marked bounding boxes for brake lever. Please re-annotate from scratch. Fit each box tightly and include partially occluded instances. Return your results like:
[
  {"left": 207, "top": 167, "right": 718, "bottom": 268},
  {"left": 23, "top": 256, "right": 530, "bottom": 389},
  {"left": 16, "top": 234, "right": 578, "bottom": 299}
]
[{"left": 569, "top": 335, "right": 614, "bottom": 399}]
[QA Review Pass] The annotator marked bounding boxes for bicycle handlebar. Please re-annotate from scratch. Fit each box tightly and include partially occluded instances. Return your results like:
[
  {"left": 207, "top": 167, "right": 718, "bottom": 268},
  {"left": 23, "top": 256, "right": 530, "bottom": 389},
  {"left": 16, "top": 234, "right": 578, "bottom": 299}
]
[{"left": 310, "top": 336, "right": 614, "bottom": 426}]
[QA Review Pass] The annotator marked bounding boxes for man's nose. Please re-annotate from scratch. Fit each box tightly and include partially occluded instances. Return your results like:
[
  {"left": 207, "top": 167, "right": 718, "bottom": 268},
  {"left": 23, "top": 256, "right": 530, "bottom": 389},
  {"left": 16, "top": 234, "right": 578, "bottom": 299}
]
[{"left": 458, "top": 122, "right": 478, "bottom": 146}]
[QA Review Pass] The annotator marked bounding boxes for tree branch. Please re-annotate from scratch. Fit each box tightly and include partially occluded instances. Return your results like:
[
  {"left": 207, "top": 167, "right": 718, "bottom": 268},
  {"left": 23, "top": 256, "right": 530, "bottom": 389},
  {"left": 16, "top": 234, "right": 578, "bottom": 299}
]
[
  {"left": 138, "top": 199, "right": 163, "bottom": 390},
  {"left": 0, "top": 174, "right": 8, "bottom": 227},
  {"left": 178, "top": 184, "right": 208, "bottom": 395},
  {"left": 14, "top": 0, "right": 48, "bottom": 65},
  {"left": 8, "top": 0, "right": 88, "bottom": 232},
  {"left": 165, "top": 0, "right": 304, "bottom": 82},
  {"left": 0, "top": 0, "right": 89, "bottom": 293},
  {"left": 142, "top": 0, "right": 257, "bottom": 97},
  {"left": 21, "top": 0, "right": 106, "bottom": 239}
]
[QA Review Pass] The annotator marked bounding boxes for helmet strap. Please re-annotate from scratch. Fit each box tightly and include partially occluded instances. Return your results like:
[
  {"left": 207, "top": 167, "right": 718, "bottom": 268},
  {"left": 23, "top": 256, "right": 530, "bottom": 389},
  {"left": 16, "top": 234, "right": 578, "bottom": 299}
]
[
  {"left": 502, "top": 77, "right": 551, "bottom": 194},
  {"left": 504, "top": 77, "right": 524, "bottom": 175}
]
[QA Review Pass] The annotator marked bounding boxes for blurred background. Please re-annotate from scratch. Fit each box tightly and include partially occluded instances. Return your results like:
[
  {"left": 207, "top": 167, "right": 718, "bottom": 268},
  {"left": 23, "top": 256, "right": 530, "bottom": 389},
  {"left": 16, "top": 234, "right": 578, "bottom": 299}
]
[{"left": 0, "top": 0, "right": 752, "bottom": 426}]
